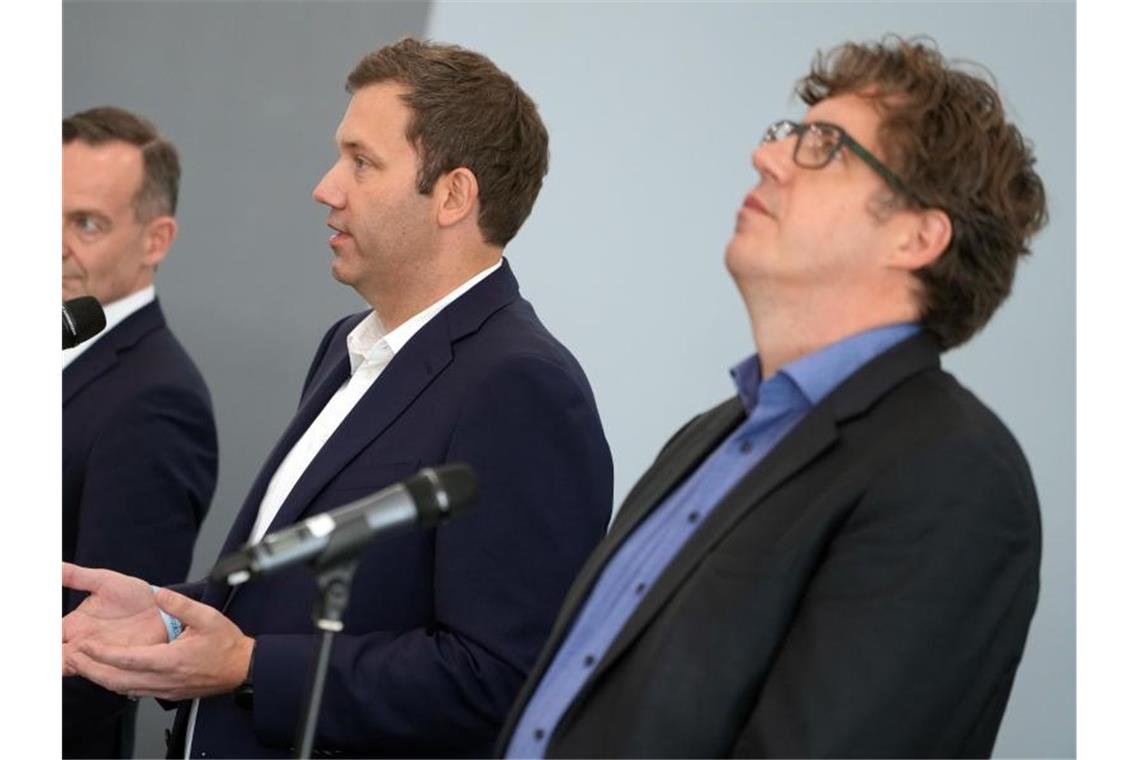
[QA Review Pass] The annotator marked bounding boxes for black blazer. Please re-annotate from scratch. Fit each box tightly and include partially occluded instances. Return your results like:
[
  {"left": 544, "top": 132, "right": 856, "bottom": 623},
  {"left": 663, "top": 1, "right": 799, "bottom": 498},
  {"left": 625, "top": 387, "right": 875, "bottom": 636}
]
[
  {"left": 166, "top": 260, "right": 614, "bottom": 758},
  {"left": 63, "top": 299, "right": 218, "bottom": 758},
  {"left": 497, "top": 331, "right": 1041, "bottom": 758}
]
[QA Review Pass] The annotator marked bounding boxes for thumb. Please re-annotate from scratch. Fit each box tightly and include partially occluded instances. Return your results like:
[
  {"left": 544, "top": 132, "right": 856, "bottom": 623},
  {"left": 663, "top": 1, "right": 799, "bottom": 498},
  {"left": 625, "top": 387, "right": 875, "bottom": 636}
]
[{"left": 153, "top": 588, "right": 213, "bottom": 629}]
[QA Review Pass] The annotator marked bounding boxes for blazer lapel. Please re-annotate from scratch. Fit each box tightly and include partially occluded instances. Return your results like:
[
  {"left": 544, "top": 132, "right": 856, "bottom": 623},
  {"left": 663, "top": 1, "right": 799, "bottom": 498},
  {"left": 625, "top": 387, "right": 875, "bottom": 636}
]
[
  {"left": 595, "top": 407, "right": 839, "bottom": 676},
  {"left": 63, "top": 300, "right": 165, "bottom": 405},
  {"left": 63, "top": 344, "right": 119, "bottom": 406},
  {"left": 217, "top": 349, "right": 354, "bottom": 555},
  {"left": 504, "top": 398, "right": 745, "bottom": 729},
  {"left": 609, "top": 401, "right": 744, "bottom": 539},
  {"left": 569, "top": 400, "right": 744, "bottom": 617},
  {"left": 260, "top": 317, "right": 454, "bottom": 535}
]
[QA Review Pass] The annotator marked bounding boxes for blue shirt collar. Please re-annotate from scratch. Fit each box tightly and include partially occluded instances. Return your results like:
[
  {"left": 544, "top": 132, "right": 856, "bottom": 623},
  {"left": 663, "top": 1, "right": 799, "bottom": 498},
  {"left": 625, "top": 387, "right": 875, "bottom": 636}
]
[{"left": 730, "top": 323, "right": 921, "bottom": 413}]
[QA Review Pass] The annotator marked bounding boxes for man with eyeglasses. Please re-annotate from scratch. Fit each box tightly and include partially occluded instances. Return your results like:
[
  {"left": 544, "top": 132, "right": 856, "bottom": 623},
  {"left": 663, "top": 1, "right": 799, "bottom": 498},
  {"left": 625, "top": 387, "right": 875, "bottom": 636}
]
[{"left": 496, "top": 37, "right": 1046, "bottom": 758}]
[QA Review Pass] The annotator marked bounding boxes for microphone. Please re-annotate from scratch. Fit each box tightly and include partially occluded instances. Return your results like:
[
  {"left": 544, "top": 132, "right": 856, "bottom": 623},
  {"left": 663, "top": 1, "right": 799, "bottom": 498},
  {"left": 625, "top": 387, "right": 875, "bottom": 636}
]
[
  {"left": 211, "top": 463, "right": 478, "bottom": 586},
  {"left": 63, "top": 296, "right": 106, "bottom": 349}
]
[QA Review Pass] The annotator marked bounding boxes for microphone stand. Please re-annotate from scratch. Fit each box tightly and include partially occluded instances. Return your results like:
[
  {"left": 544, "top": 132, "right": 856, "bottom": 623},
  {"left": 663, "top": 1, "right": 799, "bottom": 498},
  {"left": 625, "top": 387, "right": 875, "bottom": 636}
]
[{"left": 293, "top": 519, "right": 371, "bottom": 759}]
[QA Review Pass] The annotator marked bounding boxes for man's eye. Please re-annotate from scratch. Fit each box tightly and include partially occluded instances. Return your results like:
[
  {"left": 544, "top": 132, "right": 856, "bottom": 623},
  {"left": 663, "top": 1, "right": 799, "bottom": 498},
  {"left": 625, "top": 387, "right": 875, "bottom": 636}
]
[
  {"left": 77, "top": 217, "right": 101, "bottom": 234},
  {"left": 353, "top": 156, "right": 369, "bottom": 170}
]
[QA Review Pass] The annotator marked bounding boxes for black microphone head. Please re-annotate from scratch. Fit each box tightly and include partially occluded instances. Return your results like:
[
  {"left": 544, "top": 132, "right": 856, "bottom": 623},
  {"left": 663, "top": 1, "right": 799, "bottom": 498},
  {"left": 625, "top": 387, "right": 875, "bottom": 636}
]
[
  {"left": 63, "top": 296, "right": 106, "bottom": 349},
  {"left": 405, "top": 463, "right": 478, "bottom": 527},
  {"left": 209, "top": 546, "right": 255, "bottom": 586}
]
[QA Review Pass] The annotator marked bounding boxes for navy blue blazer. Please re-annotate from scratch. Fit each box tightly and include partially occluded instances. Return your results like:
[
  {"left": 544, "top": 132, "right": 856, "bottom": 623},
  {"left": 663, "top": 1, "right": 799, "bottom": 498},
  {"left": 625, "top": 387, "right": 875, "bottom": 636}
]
[
  {"left": 168, "top": 260, "right": 613, "bottom": 758},
  {"left": 63, "top": 299, "right": 218, "bottom": 758}
]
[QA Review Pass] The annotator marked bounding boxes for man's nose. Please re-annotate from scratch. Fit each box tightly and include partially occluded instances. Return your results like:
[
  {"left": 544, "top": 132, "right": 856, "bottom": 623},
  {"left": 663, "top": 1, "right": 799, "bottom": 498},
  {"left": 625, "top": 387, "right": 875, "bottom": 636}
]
[
  {"left": 751, "top": 138, "right": 793, "bottom": 186},
  {"left": 313, "top": 166, "right": 345, "bottom": 208}
]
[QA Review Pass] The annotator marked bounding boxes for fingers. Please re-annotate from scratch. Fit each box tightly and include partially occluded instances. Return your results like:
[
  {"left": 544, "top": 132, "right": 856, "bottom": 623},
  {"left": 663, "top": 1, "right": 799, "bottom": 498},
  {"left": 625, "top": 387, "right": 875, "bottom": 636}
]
[
  {"left": 62, "top": 618, "right": 79, "bottom": 645},
  {"left": 66, "top": 647, "right": 173, "bottom": 699},
  {"left": 62, "top": 649, "right": 77, "bottom": 677},
  {"left": 62, "top": 562, "right": 102, "bottom": 593},
  {"left": 78, "top": 640, "right": 172, "bottom": 673},
  {"left": 63, "top": 563, "right": 147, "bottom": 597},
  {"left": 154, "top": 588, "right": 214, "bottom": 629},
  {"left": 61, "top": 610, "right": 91, "bottom": 644}
]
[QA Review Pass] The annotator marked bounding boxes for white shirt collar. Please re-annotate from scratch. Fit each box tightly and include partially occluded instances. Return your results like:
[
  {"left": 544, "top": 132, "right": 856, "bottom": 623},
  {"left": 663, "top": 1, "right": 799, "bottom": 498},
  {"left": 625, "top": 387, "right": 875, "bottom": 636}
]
[
  {"left": 62, "top": 285, "right": 157, "bottom": 370},
  {"left": 346, "top": 259, "right": 503, "bottom": 374}
]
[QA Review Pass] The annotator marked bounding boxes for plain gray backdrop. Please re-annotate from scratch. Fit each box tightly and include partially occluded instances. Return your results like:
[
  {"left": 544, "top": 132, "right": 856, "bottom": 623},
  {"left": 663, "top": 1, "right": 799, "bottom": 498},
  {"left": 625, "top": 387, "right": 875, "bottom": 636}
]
[{"left": 63, "top": 2, "right": 1074, "bottom": 757}]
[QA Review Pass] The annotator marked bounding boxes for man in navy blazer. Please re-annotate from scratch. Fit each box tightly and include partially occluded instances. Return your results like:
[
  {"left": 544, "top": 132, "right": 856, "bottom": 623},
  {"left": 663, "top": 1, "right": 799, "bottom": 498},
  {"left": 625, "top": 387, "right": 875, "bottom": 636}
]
[
  {"left": 63, "top": 39, "right": 613, "bottom": 758},
  {"left": 62, "top": 107, "right": 218, "bottom": 758}
]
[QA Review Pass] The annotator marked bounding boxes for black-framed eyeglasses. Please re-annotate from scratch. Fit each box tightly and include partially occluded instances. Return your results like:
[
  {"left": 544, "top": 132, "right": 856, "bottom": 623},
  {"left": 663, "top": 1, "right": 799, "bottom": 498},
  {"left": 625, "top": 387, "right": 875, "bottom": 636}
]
[{"left": 762, "top": 119, "right": 924, "bottom": 206}]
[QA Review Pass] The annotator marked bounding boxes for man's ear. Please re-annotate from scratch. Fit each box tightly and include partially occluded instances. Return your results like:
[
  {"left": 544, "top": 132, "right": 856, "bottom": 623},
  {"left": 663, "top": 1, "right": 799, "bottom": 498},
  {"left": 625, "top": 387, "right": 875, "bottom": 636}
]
[
  {"left": 436, "top": 167, "right": 480, "bottom": 229},
  {"left": 142, "top": 215, "right": 178, "bottom": 268},
  {"left": 889, "top": 207, "right": 952, "bottom": 272}
]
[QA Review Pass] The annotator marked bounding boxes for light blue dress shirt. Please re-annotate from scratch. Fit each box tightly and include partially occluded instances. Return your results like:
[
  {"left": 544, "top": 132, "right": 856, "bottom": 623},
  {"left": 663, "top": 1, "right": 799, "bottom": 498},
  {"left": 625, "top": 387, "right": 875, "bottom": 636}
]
[{"left": 505, "top": 323, "right": 920, "bottom": 758}]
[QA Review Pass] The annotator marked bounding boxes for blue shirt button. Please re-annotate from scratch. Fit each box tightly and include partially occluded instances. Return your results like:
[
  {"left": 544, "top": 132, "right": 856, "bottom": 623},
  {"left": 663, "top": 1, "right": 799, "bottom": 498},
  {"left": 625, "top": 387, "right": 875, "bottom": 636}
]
[
  {"left": 584, "top": 654, "right": 596, "bottom": 667},
  {"left": 687, "top": 511, "right": 700, "bottom": 524},
  {"left": 534, "top": 728, "right": 545, "bottom": 740},
  {"left": 739, "top": 439, "right": 753, "bottom": 453},
  {"left": 635, "top": 582, "right": 647, "bottom": 594}
]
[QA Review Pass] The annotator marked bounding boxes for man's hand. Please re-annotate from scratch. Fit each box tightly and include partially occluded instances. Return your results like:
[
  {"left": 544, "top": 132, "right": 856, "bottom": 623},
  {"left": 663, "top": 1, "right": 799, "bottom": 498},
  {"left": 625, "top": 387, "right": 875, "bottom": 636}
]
[
  {"left": 64, "top": 586, "right": 254, "bottom": 701},
  {"left": 62, "top": 562, "right": 168, "bottom": 676}
]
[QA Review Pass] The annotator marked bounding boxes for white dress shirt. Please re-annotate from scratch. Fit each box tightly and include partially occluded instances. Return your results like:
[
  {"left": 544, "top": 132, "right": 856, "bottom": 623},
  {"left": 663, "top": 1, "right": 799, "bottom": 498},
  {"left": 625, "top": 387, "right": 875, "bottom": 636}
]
[
  {"left": 62, "top": 285, "right": 156, "bottom": 370},
  {"left": 184, "top": 258, "right": 501, "bottom": 757}
]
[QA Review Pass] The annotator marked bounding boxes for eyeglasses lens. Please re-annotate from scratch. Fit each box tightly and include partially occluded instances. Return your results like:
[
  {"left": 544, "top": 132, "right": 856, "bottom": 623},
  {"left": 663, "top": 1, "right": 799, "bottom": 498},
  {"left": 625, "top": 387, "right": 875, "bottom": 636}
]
[
  {"left": 796, "top": 124, "right": 840, "bottom": 168},
  {"left": 764, "top": 120, "right": 795, "bottom": 145}
]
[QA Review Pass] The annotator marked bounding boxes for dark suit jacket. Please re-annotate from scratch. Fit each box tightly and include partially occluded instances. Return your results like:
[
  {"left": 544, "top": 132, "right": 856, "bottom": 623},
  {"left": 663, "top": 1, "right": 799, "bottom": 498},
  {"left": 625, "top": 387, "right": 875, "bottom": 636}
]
[
  {"left": 167, "top": 260, "right": 614, "bottom": 758},
  {"left": 63, "top": 298, "right": 218, "bottom": 758},
  {"left": 497, "top": 331, "right": 1041, "bottom": 759}
]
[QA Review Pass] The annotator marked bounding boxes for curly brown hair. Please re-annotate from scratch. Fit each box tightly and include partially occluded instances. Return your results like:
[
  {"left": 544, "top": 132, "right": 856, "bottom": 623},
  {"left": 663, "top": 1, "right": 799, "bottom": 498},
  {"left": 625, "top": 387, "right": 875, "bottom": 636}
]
[
  {"left": 796, "top": 36, "right": 1048, "bottom": 349},
  {"left": 63, "top": 106, "right": 181, "bottom": 221},
  {"left": 348, "top": 38, "right": 549, "bottom": 249}
]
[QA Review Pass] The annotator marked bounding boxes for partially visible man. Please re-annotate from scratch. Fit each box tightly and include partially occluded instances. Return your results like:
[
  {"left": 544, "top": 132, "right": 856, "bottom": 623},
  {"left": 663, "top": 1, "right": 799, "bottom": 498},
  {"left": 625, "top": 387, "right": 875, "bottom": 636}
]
[
  {"left": 62, "top": 40, "right": 613, "bottom": 758},
  {"left": 499, "top": 37, "right": 1046, "bottom": 758},
  {"left": 62, "top": 107, "right": 218, "bottom": 758}
]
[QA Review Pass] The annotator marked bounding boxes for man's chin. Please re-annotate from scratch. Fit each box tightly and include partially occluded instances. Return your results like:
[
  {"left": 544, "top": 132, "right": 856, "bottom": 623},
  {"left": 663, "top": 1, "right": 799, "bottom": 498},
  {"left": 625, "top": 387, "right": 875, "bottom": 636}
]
[
  {"left": 329, "top": 260, "right": 356, "bottom": 287},
  {"left": 724, "top": 236, "right": 754, "bottom": 276}
]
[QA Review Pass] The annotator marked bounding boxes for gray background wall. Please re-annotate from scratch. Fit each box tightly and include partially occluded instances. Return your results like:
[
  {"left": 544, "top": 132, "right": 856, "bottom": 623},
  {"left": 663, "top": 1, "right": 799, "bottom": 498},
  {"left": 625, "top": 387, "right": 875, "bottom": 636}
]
[{"left": 63, "top": 2, "right": 1074, "bottom": 757}]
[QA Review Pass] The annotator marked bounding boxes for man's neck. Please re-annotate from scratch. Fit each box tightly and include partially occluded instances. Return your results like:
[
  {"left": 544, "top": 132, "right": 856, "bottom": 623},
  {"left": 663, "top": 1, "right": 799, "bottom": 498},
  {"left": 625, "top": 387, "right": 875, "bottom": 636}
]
[
  {"left": 367, "top": 250, "right": 502, "bottom": 332},
  {"left": 741, "top": 284, "right": 919, "bottom": 381}
]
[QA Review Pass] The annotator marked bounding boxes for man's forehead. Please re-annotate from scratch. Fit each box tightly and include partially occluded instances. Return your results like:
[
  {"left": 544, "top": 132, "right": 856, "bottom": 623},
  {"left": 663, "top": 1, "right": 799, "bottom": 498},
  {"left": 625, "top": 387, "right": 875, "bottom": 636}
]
[
  {"left": 332, "top": 118, "right": 375, "bottom": 150},
  {"left": 63, "top": 141, "right": 143, "bottom": 208},
  {"left": 804, "top": 93, "right": 884, "bottom": 143},
  {"left": 334, "top": 82, "right": 413, "bottom": 146},
  {"left": 64, "top": 139, "right": 143, "bottom": 171}
]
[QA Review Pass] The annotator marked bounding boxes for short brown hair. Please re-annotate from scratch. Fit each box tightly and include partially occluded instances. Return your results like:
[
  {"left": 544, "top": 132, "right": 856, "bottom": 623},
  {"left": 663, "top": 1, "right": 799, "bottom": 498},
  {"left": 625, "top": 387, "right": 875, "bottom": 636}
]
[
  {"left": 796, "top": 36, "right": 1048, "bottom": 350},
  {"left": 63, "top": 106, "right": 181, "bottom": 221},
  {"left": 347, "top": 38, "right": 549, "bottom": 248}
]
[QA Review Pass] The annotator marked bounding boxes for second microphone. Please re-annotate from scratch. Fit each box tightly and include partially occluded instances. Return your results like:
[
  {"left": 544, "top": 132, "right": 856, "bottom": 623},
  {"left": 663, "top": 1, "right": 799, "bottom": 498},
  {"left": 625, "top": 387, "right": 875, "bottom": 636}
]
[{"left": 211, "top": 463, "right": 478, "bottom": 586}]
